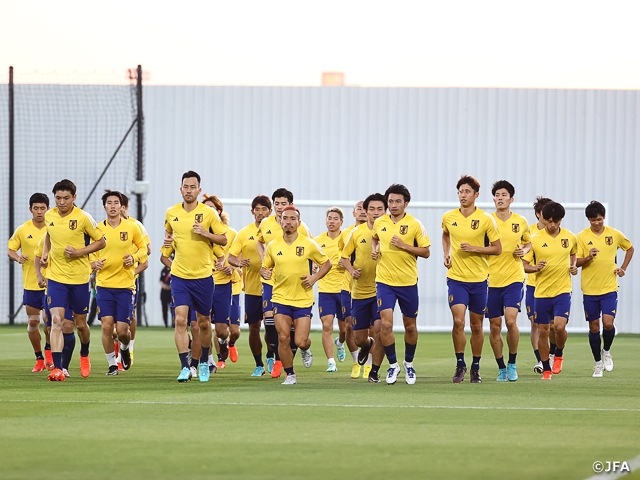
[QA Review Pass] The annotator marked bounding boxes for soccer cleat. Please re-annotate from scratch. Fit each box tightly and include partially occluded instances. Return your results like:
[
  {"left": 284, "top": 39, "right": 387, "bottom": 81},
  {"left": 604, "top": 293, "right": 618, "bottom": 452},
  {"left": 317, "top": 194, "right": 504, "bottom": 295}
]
[
  {"left": 549, "top": 353, "right": 555, "bottom": 366},
  {"left": 44, "top": 350, "right": 54, "bottom": 370},
  {"left": 282, "top": 373, "right": 297, "bottom": 385},
  {"left": 403, "top": 361, "right": 416, "bottom": 385},
  {"left": 386, "top": 364, "right": 401, "bottom": 385},
  {"left": 216, "top": 360, "right": 226, "bottom": 369},
  {"left": 350, "top": 362, "right": 361, "bottom": 379},
  {"left": 470, "top": 370, "right": 482, "bottom": 384},
  {"left": 602, "top": 350, "right": 613, "bottom": 372},
  {"left": 130, "top": 350, "right": 135, "bottom": 366},
  {"left": 266, "top": 357, "right": 275, "bottom": 374},
  {"left": 219, "top": 342, "right": 229, "bottom": 361},
  {"left": 271, "top": 360, "right": 283, "bottom": 378},
  {"left": 177, "top": 367, "right": 192, "bottom": 382},
  {"left": 186, "top": 349, "right": 192, "bottom": 367},
  {"left": 62, "top": 368, "right": 70, "bottom": 378},
  {"left": 452, "top": 366, "right": 467, "bottom": 383},
  {"left": 496, "top": 368, "right": 508, "bottom": 382},
  {"left": 106, "top": 365, "right": 119, "bottom": 376},
  {"left": 229, "top": 345, "right": 238, "bottom": 363},
  {"left": 552, "top": 356, "right": 563, "bottom": 375},
  {"left": 190, "top": 366, "right": 198, "bottom": 378},
  {"left": 326, "top": 362, "right": 338, "bottom": 373},
  {"left": 79, "top": 355, "right": 91, "bottom": 378},
  {"left": 368, "top": 370, "right": 380, "bottom": 383},
  {"left": 32, "top": 359, "right": 46, "bottom": 373},
  {"left": 357, "top": 338, "right": 373, "bottom": 366},
  {"left": 117, "top": 362, "right": 124, "bottom": 372},
  {"left": 542, "top": 370, "right": 552, "bottom": 380},
  {"left": 301, "top": 349, "right": 313, "bottom": 368},
  {"left": 533, "top": 361, "right": 543, "bottom": 374},
  {"left": 120, "top": 349, "right": 131, "bottom": 371},
  {"left": 208, "top": 362, "right": 217, "bottom": 374},
  {"left": 47, "top": 368, "right": 66, "bottom": 382},
  {"left": 507, "top": 363, "right": 518, "bottom": 382},
  {"left": 198, "top": 362, "right": 210, "bottom": 382},
  {"left": 335, "top": 338, "right": 346, "bottom": 362},
  {"left": 251, "top": 366, "right": 265, "bottom": 377},
  {"left": 363, "top": 365, "right": 372, "bottom": 379},
  {"left": 593, "top": 361, "right": 604, "bottom": 378}
]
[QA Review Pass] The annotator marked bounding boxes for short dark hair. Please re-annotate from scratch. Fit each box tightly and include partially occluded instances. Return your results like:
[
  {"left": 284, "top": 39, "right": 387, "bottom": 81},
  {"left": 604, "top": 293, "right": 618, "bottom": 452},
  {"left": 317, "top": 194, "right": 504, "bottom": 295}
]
[
  {"left": 533, "top": 196, "right": 553, "bottom": 214},
  {"left": 29, "top": 193, "right": 49, "bottom": 208},
  {"left": 251, "top": 195, "right": 272, "bottom": 210},
  {"left": 101, "top": 190, "right": 123, "bottom": 206},
  {"left": 384, "top": 184, "right": 411, "bottom": 203},
  {"left": 181, "top": 170, "right": 201, "bottom": 185},
  {"left": 541, "top": 202, "right": 565, "bottom": 222},
  {"left": 363, "top": 193, "right": 387, "bottom": 211},
  {"left": 121, "top": 193, "right": 129, "bottom": 208},
  {"left": 457, "top": 175, "right": 480, "bottom": 193},
  {"left": 585, "top": 200, "right": 606, "bottom": 219},
  {"left": 272, "top": 188, "right": 293, "bottom": 203},
  {"left": 491, "top": 180, "right": 515, "bottom": 197},
  {"left": 52, "top": 179, "right": 76, "bottom": 196}
]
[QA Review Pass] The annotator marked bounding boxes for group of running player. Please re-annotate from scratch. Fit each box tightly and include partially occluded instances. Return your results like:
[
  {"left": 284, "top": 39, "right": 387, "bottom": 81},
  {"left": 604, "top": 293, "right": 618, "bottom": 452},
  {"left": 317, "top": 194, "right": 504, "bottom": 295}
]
[{"left": 9, "top": 172, "right": 633, "bottom": 384}]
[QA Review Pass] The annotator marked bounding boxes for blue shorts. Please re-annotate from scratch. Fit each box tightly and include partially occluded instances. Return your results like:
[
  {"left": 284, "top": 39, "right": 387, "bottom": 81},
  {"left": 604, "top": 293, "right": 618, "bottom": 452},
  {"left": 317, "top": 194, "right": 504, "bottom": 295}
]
[
  {"left": 262, "top": 283, "right": 274, "bottom": 313},
  {"left": 583, "top": 292, "right": 618, "bottom": 321},
  {"left": 351, "top": 296, "right": 380, "bottom": 331},
  {"left": 447, "top": 278, "right": 487, "bottom": 315},
  {"left": 341, "top": 290, "right": 352, "bottom": 318},
  {"left": 376, "top": 283, "right": 419, "bottom": 318},
  {"left": 525, "top": 285, "right": 536, "bottom": 318},
  {"left": 273, "top": 303, "right": 312, "bottom": 320},
  {"left": 534, "top": 293, "right": 571, "bottom": 325},
  {"left": 171, "top": 275, "right": 213, "bottom": 317},
  {"left": 212, "top": 282, "right": 232, "bottom": 324},
  {"left": 23, "top": 289, "right": 45, "bottom": 310},
  {"left": 133, "top": 278, "right": 140, "bottom": 307},
  {"left": 486, "top": 282, "right": 524, "bottom": 318},
  {"left": 244, "top": 294, "right": 263, "bottom": 324},
  {"left": 96, "top": 287, "right": 135, "bottom": 324},
  {"left": 230, "top": 294, "right": 241, "bottom": 326},
  {"left": 47, "top": 279, "right": 90, "bottom": 316},
  {"left": 318, "top": 292, "right": 343, "bottom": 321}
]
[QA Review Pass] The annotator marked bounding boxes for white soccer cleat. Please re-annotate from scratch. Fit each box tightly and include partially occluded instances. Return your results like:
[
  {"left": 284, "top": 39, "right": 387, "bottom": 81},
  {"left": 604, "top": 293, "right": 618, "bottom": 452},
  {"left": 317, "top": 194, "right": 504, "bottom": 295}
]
[
  {"left": 403, "top": 361, "right": 416, "bottom": 385},
  {"left": 386, "top": 364, "right": 401, "bottom": 385},
  {"left": 282, "top": 373, "right": 297, "bottom": 385},
  {"left": 602, "top": 350, "right": 614, "bottom": 372},
  {"left": 592, "top": 361, "right": 604, "bottom": 378},
  {"left": 301, "top": 349, "right": 313, "bottom": 368},
  {"left": 326, "top": 360, "right": 337, "bottom": 373},
  {"left": 190, "top": 366, "right": 198, "bottom": 379},
  {"left": 62, "top": 368, "right": 70, "bottom": 378},
  {"left": 533, "top": 361, "right": 543, "bottom": 374}
]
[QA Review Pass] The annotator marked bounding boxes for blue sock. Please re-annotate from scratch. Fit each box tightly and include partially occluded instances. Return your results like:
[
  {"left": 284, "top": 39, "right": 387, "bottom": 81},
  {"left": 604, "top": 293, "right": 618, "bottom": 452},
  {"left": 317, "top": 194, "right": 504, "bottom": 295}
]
[
  {"left": 555, "top": 347, "right": 564, "bottom": 357},
  {"left": 534, "top": 349, "right": 541, "bottom": 362},
  {"left": 383, "top": 343, "right": 397, "bottom": 364},
  {"left": 589, "top": 331, "right": 602, "bottom": 361},
  {"left": 190, "top": 357, "right": 199, "bottom": 368},
  {"left": 254, "top": 354, "right": 264, "bottom": 367},
  {"left": 52, "top": 352, "right": 63, "bottom": 369},
  {"left": 404, "top": 342, "right": 416, "bottom": 363},
  {"left": 284, "top": 367, "right": 295, "bottom": 376},
  {"left": 200, "top": 346, "right": 210, "bottom": 363},
  {"left": 371, "top": 364, "right": 380, "bottom": 375},
  {"left": 455, "top": 352, "right": 466, "bottom": 368},
  {"left": 549, "top": 343, "right": 557, "bottom": 355},
  {"left": 603, "top": 327, "right": 615, "bottom": 351},
  {"left": 542, "top": 359, "right": 551, "bottom": 371},
  {"left": 80, "top": 341, "right": 89, "bottom": 357},
  {"left": 508, "top": 352, "right": 517, "bottom": 365},
  {"left": 178, "top": 352, "right": 189, "bottom": 369},
  {"left": 471, "top": 356, "right": 481, "bottom": 372},
  {"left": 62, "top": 333, "right": 76, "bottom": 369},
  {"left": 496, "top": 357, "right": 506, "bottom": 369},
  {"left": 35, "top": 351, "right": 44, "bottom": 360}
]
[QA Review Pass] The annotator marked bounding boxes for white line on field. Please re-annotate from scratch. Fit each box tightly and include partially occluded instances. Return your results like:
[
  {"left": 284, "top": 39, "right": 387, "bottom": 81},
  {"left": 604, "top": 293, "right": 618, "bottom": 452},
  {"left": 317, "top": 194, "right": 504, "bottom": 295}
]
[{"left": 584, "top": 453, "right": 640, "bottom": 479}]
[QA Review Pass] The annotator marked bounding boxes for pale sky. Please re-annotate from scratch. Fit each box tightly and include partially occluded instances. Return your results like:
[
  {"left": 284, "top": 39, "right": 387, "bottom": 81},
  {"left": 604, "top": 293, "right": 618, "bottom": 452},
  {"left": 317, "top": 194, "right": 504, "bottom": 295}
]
[{"left": 2, "top": 0, "right": 640, "bottom": 88}]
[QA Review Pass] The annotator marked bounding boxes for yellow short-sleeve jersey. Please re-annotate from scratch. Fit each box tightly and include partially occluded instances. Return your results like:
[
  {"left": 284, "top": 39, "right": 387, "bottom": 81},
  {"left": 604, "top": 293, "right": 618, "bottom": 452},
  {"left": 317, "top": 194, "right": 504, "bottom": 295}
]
[
  {"left": 94, "top": 219, "right": 148, "bottom": 289},
  {"left": 442, "top": 208, "right": 500, "bottom": 283},
  {"left": 341, "top": 223, "right": 377, "bottom": 299},
  {"left": 228, "top": 222, "right": 262, "bottom": 296},
  {"left": 577, "top": 226, "right": 632, "bottom": 296},
  {"left": 34, "top": 235, "right": 48, "bottom": 281},
  {"left": 45, "top": 206, "right": 104, "bottom": 285},
  {"left": 263, "top": 235, "right": 329, "bottom": 308},
  {"left": 164, "top": 202, "right": 228, "bottom": 280},
  {"left": 488, "top": 212, "right": 531, "bottom": 288},
  {"left": 231, "top": 268, "right": 243, "bottom": 295},
  {"left": 339, "top": 225, "right": 356, "bottom": 292},
  {"left": 8, "top": 220, "right": 47, "bottom": 291},
  {"left": 213, "top": 227, "right": 237, "bottom": 285},
  {"left": 523, "top": 228, "right": 577, "bottom": 298},
  {"left": 314, "top": 231, "right": 344, "bottom": 294},
  {"left": 525, "top": 222, "right": 542, "bottom": 287},
  {"left": 372, "top": 213, "right": 431, "bottom": 287}
]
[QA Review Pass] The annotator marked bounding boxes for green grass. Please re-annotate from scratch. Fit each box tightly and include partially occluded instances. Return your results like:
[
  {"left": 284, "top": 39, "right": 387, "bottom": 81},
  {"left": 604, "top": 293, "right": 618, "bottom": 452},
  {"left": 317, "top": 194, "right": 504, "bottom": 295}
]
[{"left": 1, "top": 326, "right": 639, "bottom": 480}]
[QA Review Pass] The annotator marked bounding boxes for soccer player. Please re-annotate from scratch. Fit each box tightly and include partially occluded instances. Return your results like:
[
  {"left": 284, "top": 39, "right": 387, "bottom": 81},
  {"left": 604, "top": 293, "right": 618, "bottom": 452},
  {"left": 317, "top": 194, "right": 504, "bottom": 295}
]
[
  {"left": 341, "top": 193, "right": 387, "bottom": 383},
  {"left": 261, "top": 206, "right": 330, "bottom": 385},
  {"left": 228, "top": 195, "right": 273, "bottom": 377},
  {"left": 523, "top": 201, "right": 578, "bottom": 380},
  {"left": 576, "top": 201, "right": 633, "bottom": 377},
  {"left": 42, "top": 179, "right": 106, "bottom": 381},
  {"left": 315, "top": 207, "right": 345, "bottom": 372},
  {"left": 257, "top": 188, "right": 311, "bottom": 379},
  {"left": 8, "top": 193, "right": 51, "bottom": 372},
  {"left": 372, "top": 184, "right": 431, "bottom": 385},
  {"left": 164, "top": 171, "right": 228, "bottom": 382},
  {"left": 525, "top": 196, "right": 554, "bottom": 373},
  {"left": 487, "top": 181, "right": 531, "bottom": 382},
  {"left": 442, "top": 175, "right": 501, "bottom": 384},
  {"left": 92, "top": 191, "right": 148, "bottom": 375}
]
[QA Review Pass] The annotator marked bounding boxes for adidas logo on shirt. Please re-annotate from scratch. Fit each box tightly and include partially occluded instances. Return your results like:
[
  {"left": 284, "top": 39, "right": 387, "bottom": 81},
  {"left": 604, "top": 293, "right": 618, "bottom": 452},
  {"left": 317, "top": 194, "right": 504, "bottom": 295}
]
[
  {"left": 360, "top": 239, "right": 367, "bottom": 244},
  {"left": 266, "top": 230, "right": 272, "bottom": 235},
  {"left": 277, "top": 251, "right": 283, "bottom": 256},
  {"left": 49, "top": 222, "right": 54, "bottom": 226},
  {"left": 452, "top": 222, "right": 457, "bottom": 226},
  {"left": 321, "top": 244, "right": 326, "bottom": 248},
  {"left": 27, "top": 235, "right": 33, "bottom": 239},
  {"left": 542, "top": 243, "right": 548, "bottom": 247},
  {"left": 588, "top": 241, "right": 593, "bottom": 245},
  {"left": 173, "top": 217, "right": 179, "bottom": 221},
  {"left": 382, "top": 227, "right": 387, "bottom": 231},
  {"left": 249, "top": 236, "right": 254, "bottom": 240}
]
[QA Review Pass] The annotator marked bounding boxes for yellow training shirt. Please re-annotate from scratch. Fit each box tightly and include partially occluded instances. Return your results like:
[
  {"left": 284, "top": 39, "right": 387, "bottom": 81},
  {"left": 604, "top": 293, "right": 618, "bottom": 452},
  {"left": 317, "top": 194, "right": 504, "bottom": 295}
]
[
  {"left": 34, "top": 235, "right": 48, "bottom": 280},
  {"left": 263, "top": 235, "right": 329, "bottom": 308},
  {"left": 372, "top": 213, "right": 431, "bottom": 287},
  {"left": 523, "top": 228, "right": 577, "bottom": 298},
  {"left": 339, "top": 225, "right": 356, "bottom": 292},
  {"left": 341, "top": 223, "right": 378, "bottom": 299},
  {"left": 525, "top": 222, "right": 542, "bottom": 287},
  {"left": 8, "top": 220, "right": 47, "bottom": 291},
  {"left": 314, "top": 231, "right": 344, "bottom": 294},
  {"left": 488, "top": 212, "right": 531, "bottom": 288},
  {"left": 164, "top": 202, "right": 228, "bottom": 280},
  {"left": 442, "top": 208, "right": 500, "bottom": 283},
  {"left": 45, "top": 206, "right": 104, "bottom": 285},
  {"left": 213, "top": 227, "right": 237, "bottom": 286},
  {"left": 228, "top": 222, "right": 263, "bottom": 296},
  {"left": 577, "top": 226, "right": 632, "bottom": 296}
]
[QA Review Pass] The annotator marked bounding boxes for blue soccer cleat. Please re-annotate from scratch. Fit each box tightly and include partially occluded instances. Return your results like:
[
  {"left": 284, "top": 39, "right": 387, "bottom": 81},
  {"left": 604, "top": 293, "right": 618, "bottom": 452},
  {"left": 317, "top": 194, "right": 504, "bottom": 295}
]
[
  {"left": 198, "top": 363, "right": 210, "bottom": 382},
  {"left": 177, "top": 367, "right": 192, "bottom": 382},
  {"left": 507, "top": 363, "right": 518, "bottom": 382},
  {"left": 497, "top": 368, "right": 508, "bottom": 382},
  {"left": 251, "top": 366, "right": 266, "bottom": 377}
]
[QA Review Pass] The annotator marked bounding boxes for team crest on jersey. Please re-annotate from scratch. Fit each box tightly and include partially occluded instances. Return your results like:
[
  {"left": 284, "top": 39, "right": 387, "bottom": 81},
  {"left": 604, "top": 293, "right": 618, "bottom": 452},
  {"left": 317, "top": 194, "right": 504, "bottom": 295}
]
[
  {"left": 605, "top": 236, "right": 613, "bottom": 246},
  {"left": 512, "top": 224, "right": 519, "bottom": 233},
  {"left": 561, "top": 239, "right": 569, "bottom": 248},
  {"left": 471, "top": 220, "right": 479, "bottom": 230},
  {"left": 195, "top": 213, "right": 203, "bottom": 223},
  {"left": 296, "top": 246, "right": 305, "bottom": 257},
  {"left": 69, "top": 220, "right": 77, "bottom": 230},
  {"left": 120, "top": 232, "right": 128, "bottom": 241},
  {"left": 400, "top": 225, "right": 408, "bottom": 235}
]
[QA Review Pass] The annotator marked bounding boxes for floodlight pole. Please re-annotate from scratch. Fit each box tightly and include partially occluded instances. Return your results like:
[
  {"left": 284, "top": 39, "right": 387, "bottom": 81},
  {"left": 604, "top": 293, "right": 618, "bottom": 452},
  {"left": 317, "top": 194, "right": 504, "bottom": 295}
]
[{"left": 8, "top": 67, "right": 15, "bottom": 325}]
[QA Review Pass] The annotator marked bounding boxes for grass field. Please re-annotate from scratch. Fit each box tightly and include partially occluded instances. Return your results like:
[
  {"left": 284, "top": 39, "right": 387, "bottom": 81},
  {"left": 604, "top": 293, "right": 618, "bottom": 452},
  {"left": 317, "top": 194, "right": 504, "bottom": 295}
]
[{"left": 1, "top": 326, "right": 639, "bottom": 480}]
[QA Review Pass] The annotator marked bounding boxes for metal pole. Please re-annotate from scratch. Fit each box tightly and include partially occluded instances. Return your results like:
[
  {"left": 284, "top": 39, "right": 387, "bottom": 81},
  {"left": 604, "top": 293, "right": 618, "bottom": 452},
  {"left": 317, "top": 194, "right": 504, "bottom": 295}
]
[
  {"left": 8, "top": 67, "right": 15, "bottom": 325},
  {"left": 135, "top": 65, "right": 145, "bottom": 326}
]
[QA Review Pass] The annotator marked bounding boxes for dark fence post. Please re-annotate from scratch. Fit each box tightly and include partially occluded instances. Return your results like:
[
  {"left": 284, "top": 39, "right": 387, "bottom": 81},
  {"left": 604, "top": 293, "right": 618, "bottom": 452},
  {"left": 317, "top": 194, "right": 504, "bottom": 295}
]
[
  {"left": 8, "top": 66, "right": 15, "bottom": 325},
  {"left": 135, "top": 65, "right": 146, "bottom": 326}
]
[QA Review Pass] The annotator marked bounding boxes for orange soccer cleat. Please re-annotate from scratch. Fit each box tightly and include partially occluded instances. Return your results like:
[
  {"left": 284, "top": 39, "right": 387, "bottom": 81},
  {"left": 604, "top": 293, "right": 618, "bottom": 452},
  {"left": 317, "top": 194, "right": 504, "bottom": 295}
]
[
  {"left": 117, "top": 362, "right": 124, "bottom": 372},
  {"left": 47, "top": 368, "right": 66, "bottom": 382},
  {"left": 229, "top": 345, "right": 238, "bottom": 363},
  {"left": 542, "top": 370, "right": 552, "bottom": 380},
  {"left": 32, "top": 359, "right": 46, "bottom": 373},
  {"left": 80, "top": 355, "right": 91, "bottom": 378},
  {"left": 216, "top": 360, "right": 226, "bottom": 369},
  {"left": 44, "top": 350, "right": 54, "bottom": 370},
  {"left": 552, "top": 356, "right": 564, "bottom": 375},
  {"left": 271, "top": 360, "right": 283, "bottom": 379}
]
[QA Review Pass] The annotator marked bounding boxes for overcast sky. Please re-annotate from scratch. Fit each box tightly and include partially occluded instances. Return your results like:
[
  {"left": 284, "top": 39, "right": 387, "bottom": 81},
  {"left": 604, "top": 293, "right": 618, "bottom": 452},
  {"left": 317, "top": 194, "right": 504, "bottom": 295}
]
[{"left": 2, "top": 0, "right": 639, "bottom": 88}]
